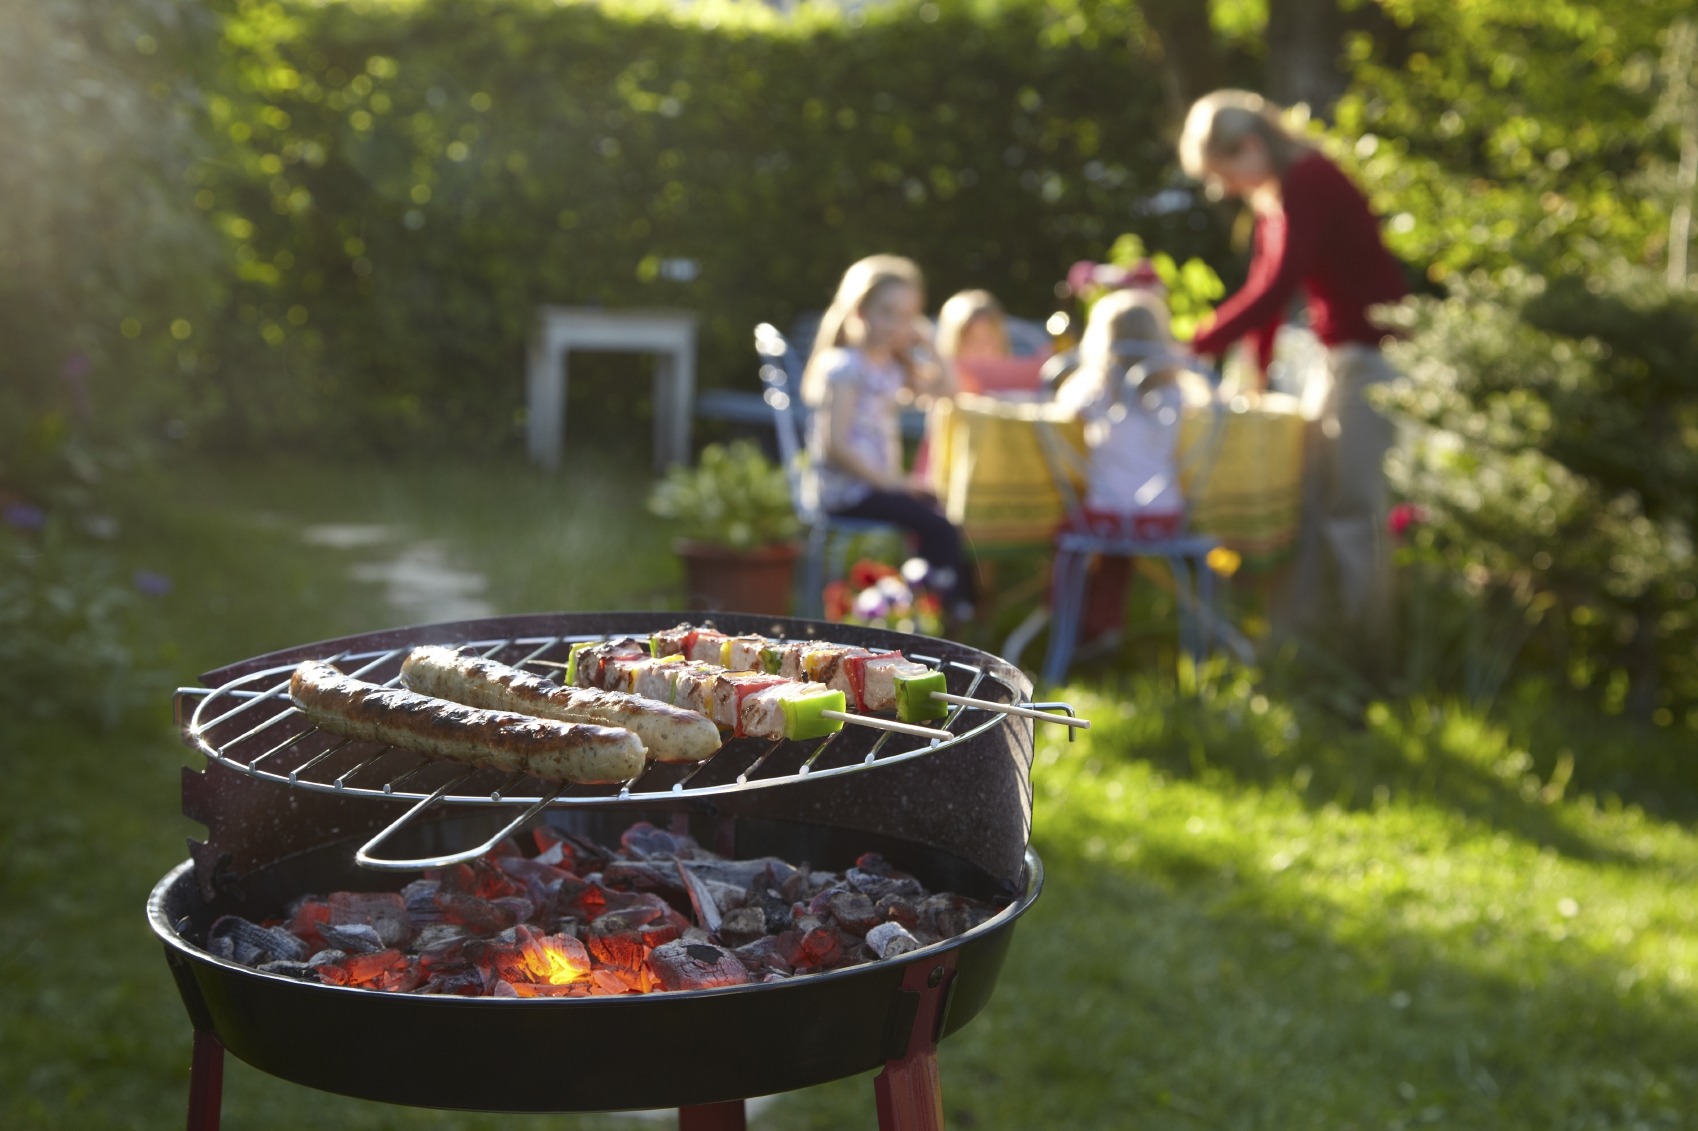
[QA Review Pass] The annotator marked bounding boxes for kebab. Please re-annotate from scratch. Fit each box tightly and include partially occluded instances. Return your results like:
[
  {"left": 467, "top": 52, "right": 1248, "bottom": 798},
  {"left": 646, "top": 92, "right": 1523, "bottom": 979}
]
[
  {"left": 650, "top": 624, "right": 948, "bottom": 722},
  {"left": 566, "top": 639, "right": 850, "bottom": 740},
  {"left": 399, "top": 646, "right": 720, "bottom": 763},
  {"left": 289, "top": 660, "right": 647, "bottom": 784},
  {"left": 651, "top": 624, "right": 1091, "bottom": 731}
]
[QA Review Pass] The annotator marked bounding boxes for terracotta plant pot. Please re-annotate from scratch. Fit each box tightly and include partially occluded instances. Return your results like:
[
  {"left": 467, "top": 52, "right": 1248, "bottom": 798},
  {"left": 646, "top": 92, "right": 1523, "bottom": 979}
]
[{"left": 674, "top": 540, "right": 799, "bottom": 616}]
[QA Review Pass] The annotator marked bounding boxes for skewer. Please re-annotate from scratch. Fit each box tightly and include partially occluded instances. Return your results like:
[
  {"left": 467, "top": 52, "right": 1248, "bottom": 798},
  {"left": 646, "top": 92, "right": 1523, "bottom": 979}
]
[
  {"left": 521, "top": 657, "right": 955, "bottom": 740},
  {"left": 820, "top": 710, "right": 952, "bottom": 741},
  {"left": 931, "top": 692, "right": 1092, "bottom": 729}
]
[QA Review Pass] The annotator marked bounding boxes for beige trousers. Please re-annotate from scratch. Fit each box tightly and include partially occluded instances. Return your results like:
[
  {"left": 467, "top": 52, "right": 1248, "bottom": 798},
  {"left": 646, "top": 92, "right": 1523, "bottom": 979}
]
[{"left": 1274, "top": 343, "right": 1397, "bottom": 651}]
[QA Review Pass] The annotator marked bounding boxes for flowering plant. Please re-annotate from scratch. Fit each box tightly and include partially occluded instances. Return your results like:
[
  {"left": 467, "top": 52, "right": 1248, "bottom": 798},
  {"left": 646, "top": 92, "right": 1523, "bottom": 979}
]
[
  {"left": 823, "top": 558, "right": 944, "bottom": 636},
  {"left": 1063, "top": 234, "right": 1226, "bottom": 342}
]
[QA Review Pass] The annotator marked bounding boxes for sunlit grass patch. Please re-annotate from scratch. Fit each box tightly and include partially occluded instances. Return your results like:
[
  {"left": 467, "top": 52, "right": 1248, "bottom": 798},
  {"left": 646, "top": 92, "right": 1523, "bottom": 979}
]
[{"left": 778, "top": 672, "right": 1698, "bottom": 1129}]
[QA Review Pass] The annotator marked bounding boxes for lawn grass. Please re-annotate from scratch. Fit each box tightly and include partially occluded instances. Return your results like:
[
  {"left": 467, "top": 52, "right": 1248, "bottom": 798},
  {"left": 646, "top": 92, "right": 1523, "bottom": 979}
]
[
  {"left": 3, "top": 452, "right": 1696, "bottom": 1130},
  {"left": 777, "top": 675, "right": 1698, "bottom": 1129}
]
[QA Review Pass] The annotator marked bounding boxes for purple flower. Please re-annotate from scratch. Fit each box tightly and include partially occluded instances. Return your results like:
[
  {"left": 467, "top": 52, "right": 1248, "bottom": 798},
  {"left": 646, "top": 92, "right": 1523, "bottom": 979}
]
[
  {"left": 132, "top": 570, "right": 173, "bottom": 597},
  {"left": 61, "top": 353, "right": 91, "bottom": 380},
  {"left": 853, "top": 586, "right": 892, "bottom": 621},
  {"left": 3, "top": 503, "right": 46, "bottom": 531}
]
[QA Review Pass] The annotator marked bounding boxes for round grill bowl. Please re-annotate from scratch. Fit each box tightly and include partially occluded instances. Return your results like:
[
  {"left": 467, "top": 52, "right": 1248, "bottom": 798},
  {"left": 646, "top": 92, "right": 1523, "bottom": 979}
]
[{"left": 151, "top": 812, "right": 1043, "bottom": 1113}]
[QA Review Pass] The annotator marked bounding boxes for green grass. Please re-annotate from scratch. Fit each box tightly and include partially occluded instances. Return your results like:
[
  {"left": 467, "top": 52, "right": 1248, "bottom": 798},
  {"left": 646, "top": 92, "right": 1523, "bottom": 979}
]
[
  {"left": 3, "top": 453, "right": 1697, "bottom": 1129},
  {"left": 778, "top": 675, "right": 1698, "bottom": 1129}
]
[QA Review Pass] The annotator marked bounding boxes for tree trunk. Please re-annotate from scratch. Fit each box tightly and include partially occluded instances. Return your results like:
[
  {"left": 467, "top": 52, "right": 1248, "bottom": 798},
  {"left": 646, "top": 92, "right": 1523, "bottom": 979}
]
[
  {"left": 1625, "top": 598, "right": 1662, "bottom": 722},
  {"left": 1264, "top": 0, "right": 1350, "bottom": 117},
  {"left": 1140, "top": 0, "right": 1223, "bottom": 120}
]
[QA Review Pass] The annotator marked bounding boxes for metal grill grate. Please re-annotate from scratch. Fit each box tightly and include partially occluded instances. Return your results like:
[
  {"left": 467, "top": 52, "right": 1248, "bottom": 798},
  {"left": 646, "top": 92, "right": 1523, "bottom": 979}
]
[{"left": 180, "top": 631, "right": 1067, "bottom": 869}]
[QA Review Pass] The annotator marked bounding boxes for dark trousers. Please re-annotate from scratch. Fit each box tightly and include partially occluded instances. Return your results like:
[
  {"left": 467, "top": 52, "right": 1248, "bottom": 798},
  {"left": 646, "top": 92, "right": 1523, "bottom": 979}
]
[{"left": 829, "top": 490, "right": 978, "bottom": 606}]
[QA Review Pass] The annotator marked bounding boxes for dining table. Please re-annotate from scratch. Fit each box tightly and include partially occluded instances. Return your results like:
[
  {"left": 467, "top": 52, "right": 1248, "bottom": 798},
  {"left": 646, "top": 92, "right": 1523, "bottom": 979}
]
[{"left": 924, "top": 389, "right": 1309, "bottom": 568}]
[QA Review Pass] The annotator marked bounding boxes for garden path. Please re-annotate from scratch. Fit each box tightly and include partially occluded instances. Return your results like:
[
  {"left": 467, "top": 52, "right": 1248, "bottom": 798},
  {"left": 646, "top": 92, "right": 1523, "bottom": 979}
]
[{"left": 301, "top": 522, "right": 494, "bottom": 623}]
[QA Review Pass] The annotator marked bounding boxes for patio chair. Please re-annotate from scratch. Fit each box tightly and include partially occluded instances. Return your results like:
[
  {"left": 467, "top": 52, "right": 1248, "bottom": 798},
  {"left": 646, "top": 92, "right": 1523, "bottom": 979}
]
[
  {"left": 705, "top": 312, "right": 929, "bottom": 442},
  {"left": 1008, "top": 342, "right": 1236, "bottom": 683},
  {"left": 755, "top": 323, "right": 904, "bottom": 618}
]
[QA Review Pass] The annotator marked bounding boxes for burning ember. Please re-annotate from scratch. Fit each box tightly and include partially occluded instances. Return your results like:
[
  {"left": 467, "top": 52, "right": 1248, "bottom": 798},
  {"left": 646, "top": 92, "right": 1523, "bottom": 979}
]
[{"left": 200, "top": 822, "right": 1003, "bottom": 997}]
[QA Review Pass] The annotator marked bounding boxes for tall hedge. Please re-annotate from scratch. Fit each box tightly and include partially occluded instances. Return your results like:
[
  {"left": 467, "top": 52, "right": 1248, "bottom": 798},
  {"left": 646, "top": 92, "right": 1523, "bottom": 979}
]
[{"left": 190, "top": 0, "right": 1219, "bottom": 452}]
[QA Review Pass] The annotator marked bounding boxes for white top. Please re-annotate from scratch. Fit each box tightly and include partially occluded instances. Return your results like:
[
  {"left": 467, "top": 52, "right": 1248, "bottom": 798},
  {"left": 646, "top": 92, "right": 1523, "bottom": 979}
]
[
  {"left": 808, "top": 347, "right": 905, "bottom": 512},
  {"left": 1056, "top": 370, "right": 1186, "bottom": 515}
]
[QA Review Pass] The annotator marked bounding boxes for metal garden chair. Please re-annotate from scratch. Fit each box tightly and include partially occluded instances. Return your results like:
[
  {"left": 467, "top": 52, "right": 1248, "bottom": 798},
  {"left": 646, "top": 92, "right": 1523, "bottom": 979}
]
[{"left": 1014, "top": 341, "right": 1234, "bottom": 683}]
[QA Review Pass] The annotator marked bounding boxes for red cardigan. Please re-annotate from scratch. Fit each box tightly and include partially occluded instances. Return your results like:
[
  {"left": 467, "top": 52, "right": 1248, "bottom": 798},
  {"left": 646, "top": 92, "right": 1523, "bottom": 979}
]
[{"left": 1191, "top": 150, "right": 1407, "bottom": 374}]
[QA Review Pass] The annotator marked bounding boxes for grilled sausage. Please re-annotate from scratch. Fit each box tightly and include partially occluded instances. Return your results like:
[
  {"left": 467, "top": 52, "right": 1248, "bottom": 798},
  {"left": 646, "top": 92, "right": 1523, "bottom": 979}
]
[
  {"left": 288, "top": 660, "right": 646, "bottom": 784},
  {"left": 399, "top": 646, "right": 721, "bottom": 764}
]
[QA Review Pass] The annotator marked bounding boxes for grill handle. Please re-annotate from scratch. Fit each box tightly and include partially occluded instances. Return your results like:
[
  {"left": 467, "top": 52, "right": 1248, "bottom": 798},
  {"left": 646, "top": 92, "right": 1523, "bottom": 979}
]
[{"left": 353, "top": 775, "right": 563, "bottom": 871}]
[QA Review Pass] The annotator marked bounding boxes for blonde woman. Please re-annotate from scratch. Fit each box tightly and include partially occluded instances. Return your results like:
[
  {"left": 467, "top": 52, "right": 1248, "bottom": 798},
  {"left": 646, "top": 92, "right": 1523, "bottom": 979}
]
[
  {"left": 802, "top": 255, "right": 975, "bottom": 615},
  {"left": 1179, "top": 89, "right": 1406, "bottom": 644}
]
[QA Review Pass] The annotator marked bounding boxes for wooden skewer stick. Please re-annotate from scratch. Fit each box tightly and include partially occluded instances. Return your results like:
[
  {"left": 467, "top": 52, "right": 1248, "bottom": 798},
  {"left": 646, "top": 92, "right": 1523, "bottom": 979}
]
[
  {"left": 820, "top": 710, "right": 953, "bottom": 742},
  {"left": 931, "top": 692, "right": 1091, "bottom": 729},
  {"left": 524, "top": 658, "right": 570, "bottom": 669}
]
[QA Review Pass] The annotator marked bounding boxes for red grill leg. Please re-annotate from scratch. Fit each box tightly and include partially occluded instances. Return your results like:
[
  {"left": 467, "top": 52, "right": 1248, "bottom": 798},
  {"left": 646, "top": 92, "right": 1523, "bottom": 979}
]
[
  {"left": 873, "top": 956, "right": 957, "bottom": 1131},
  {"left": 874, "top": 1047, "right": 945, "bottom": 1131},
  {"left": 678, "top": 1100, "right": 746, "bottom": 1131},
  {"left": 187, "top": 1030, "right": 225, "bottom": 1131}
]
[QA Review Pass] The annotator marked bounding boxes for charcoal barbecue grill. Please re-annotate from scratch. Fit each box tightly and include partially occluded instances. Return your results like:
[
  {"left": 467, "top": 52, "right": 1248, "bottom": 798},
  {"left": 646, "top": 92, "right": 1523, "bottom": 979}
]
[{"left": 152, "top": 612, "right": 1060, "bottom": 1130}]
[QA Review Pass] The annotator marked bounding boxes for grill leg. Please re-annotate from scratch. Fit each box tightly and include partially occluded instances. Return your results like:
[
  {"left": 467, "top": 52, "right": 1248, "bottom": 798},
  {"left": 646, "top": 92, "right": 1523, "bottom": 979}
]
[
  {"left": 874, "top": 1046, "right": 944, "bottom": 1131},
  {"left": 678, "top": 1100, "right": 746, "bottom": 1131},
  {"left": 187, "top": 1030, "right": 224, "bottom": 1131},
  {"left": 873, "top": 956, "right": 957, "bottom": 1131}
]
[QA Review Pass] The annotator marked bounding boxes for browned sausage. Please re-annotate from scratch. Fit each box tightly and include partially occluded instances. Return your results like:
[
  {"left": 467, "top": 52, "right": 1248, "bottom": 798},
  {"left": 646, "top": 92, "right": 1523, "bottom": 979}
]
[
  {"left": 288, "top": 660, "right": 646, "bottom": 784},
  {"left": 400, "top": 647, "right": 720, "bottom": 763}
]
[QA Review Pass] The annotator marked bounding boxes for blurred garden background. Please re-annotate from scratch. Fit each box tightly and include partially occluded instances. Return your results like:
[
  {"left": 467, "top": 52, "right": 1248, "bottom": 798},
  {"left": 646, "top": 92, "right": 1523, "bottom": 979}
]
[{"left": 4, "top": 0, "right": 1698, "bottom": 1127}]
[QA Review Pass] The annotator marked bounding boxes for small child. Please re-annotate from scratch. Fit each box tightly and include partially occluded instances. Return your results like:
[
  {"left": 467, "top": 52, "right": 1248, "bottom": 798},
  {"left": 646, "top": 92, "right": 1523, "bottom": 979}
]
[
  {"left": 935, "top": 289, "right": 1046, "bottom": 396},
  {"left": 935, "top": 289, "right": 1010, "bottom": 393},
  {"left": 802, "top": 256, "right": 977, "bottom": 616},
  {"left": 1052, "top": 287, "right": 1208, "bottom": 643}
]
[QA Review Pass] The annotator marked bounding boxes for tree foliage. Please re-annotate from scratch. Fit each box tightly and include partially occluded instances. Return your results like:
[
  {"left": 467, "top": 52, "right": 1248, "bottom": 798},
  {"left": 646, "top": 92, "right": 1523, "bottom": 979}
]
[
  {"left": 1336, "top": 0, "right": 1694, "bottom": 283},
  {"left": 0, "top": 0, "right": 222, "bottom": 497}
]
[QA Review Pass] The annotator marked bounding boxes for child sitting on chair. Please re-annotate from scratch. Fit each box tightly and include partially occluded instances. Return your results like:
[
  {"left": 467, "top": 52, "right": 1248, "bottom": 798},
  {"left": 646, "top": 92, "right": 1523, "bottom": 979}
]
[
  {"left": 935, "top": 289, "right": 1048, "bottom": 396},
  {"left": 935, "top": 289, "right": 1009, "bottom": 395},
  {"left": 802, "top": 255, "right": 977, "bottom": 617},
  {"left": 1052, "top": 287, "right": 1209, "bottom": 645}
]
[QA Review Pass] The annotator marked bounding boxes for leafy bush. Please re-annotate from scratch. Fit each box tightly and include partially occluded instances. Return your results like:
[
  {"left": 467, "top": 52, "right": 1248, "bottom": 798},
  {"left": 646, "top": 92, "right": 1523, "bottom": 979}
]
[
  {"left": 647, "top": 440, "right": 801, "bottom": 549},
  {"left": 0, "top": 518, "right": 159, "bottom": 730},
  {"left": 0, "top": 0, "right": 224, "bottom": 498},
  {"left": 0, "top": 1, "right": 208, "bottom": 730},
  {"left": 184, "top": 0, "right": 1223, "bottom": 452},
  {"left": 1378, "top": 267, "right": 1698, "bottom": 719}
]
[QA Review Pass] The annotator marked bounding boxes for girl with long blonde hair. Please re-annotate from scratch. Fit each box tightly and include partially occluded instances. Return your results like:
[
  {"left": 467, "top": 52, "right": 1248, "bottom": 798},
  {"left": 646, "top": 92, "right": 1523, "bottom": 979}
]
[
  {"left": 802, "top": 255, "right": 975, "bottom": 616},
  {"left": 1052, "top": 287, "right": 1209, "bottom": 644}
]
